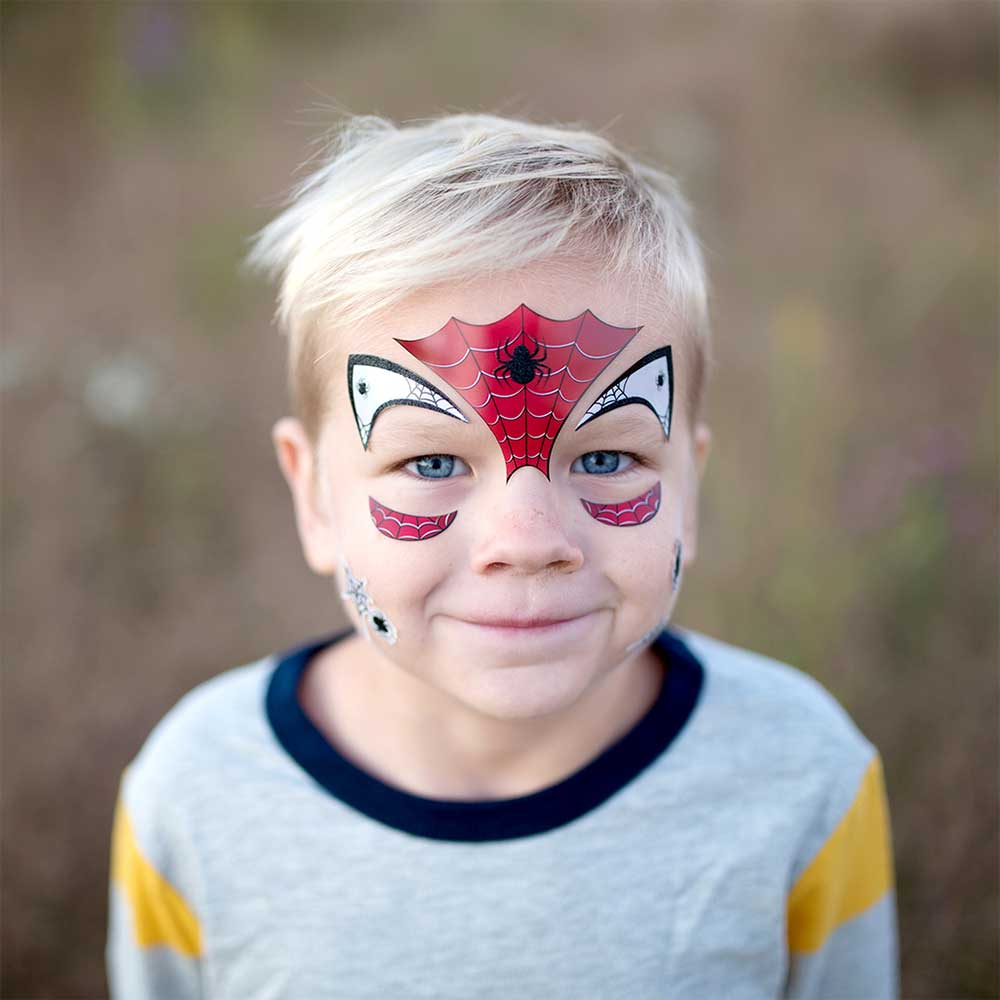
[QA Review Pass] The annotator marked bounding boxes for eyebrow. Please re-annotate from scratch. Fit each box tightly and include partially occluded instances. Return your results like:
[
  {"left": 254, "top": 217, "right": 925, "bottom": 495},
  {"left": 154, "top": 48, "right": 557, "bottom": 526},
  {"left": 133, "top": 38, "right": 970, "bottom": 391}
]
[
  {"left": 366, "top": 407, "right": 471, "bottom": 454},
  {"left": 575, "top": 404, "right": 667, "bottom": 442}
]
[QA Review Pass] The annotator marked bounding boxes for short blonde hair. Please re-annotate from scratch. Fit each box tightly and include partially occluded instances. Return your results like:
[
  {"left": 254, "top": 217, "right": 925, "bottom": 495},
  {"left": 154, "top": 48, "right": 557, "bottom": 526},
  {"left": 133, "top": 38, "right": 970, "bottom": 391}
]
[{"left": 246, "top": 113, "right": 711, "bottom": 443}]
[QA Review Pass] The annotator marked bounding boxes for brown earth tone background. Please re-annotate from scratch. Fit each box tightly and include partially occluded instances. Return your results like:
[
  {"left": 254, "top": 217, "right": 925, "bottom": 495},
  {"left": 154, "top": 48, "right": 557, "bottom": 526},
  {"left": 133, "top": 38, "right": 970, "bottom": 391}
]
[{"left": 2, "top": 2, "right": 997, "bottom": 997}]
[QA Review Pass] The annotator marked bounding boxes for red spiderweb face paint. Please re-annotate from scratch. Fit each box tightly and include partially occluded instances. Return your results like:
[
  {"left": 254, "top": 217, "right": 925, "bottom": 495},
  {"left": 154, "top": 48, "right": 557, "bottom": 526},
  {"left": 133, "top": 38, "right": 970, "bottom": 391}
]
[
  {"left": 581, "top": 482, "right": 661, "bottom": 527},
  {"left": 396, "top": 305, "right": 639, "bottom": 480},
  {"left": 369, "top": 497, "right": 457, "bottom": 541}
]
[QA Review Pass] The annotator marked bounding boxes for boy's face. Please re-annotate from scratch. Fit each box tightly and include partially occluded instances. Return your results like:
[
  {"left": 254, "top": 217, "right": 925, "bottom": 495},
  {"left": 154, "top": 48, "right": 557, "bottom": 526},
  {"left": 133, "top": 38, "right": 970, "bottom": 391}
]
[{"left": 274, "top": 265, "right": 711, "bottom": 722}]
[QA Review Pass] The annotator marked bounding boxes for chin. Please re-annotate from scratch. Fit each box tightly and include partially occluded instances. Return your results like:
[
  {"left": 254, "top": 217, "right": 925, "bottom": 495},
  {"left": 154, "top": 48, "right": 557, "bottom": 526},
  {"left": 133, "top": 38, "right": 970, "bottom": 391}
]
[{"left": 450, "top": 657, "right": 600, "bottom": 722}]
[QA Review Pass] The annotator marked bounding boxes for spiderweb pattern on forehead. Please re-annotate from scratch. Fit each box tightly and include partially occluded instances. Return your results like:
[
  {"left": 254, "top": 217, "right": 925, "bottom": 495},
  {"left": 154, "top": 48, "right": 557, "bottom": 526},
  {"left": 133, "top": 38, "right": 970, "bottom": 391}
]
[{"left": 396, "top": 304, "right": 640, "bottom": 480}]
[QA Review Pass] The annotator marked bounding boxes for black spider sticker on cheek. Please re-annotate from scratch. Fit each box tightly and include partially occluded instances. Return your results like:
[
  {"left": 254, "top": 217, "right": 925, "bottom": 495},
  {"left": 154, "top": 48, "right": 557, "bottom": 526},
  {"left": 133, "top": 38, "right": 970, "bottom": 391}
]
[
  {"left": 340, "top": 559, "right": 398, "bottom": 644},
  {"left": 672, "top": 539, "right": 683, "bottom": 591},
  {"left": 575, "top": 346, "right": 673, "bottom": 439}
]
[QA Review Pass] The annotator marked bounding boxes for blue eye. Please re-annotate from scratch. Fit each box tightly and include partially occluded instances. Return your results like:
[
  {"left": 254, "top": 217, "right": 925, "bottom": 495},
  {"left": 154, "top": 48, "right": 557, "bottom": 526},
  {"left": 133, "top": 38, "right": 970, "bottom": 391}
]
[
  {"left": 405, "top": 454, "right": 468, "bottom": 479},
  {"left": 571, "top": 451, "right": 635, "bottom": 475}
]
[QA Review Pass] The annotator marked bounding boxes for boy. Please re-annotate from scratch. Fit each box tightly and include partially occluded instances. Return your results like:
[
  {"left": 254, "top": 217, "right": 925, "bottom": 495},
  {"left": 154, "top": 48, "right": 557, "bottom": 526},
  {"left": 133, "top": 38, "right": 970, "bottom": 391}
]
[{"left": 107, "top": 113, "right": 898, "bottom": 998}]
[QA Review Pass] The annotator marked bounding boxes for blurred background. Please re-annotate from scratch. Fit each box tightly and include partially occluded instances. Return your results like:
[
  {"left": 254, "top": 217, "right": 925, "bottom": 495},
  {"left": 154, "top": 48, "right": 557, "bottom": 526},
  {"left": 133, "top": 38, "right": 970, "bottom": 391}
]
[{"left": 2, "top": 1, "right": 997, "bottom": 996}]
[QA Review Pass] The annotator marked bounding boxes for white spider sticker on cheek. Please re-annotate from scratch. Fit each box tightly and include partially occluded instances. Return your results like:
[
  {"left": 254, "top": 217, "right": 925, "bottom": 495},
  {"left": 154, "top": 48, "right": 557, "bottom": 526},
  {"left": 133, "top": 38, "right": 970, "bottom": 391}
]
[
  {"left": 340, "top": 559, "right": 398, "bottom": 644},
  {"left": 575, "top": 346, "right": 673, "bottom": 439}
]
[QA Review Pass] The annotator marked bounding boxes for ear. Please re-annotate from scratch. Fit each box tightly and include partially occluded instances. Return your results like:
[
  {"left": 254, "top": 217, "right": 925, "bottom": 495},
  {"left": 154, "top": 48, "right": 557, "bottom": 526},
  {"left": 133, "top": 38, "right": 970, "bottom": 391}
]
[
  {"left": 271, "top": 417, "right": 340, "bottom": 576},
  {"left": 681, "top": 421, "right": 712, "bottom": 568}
]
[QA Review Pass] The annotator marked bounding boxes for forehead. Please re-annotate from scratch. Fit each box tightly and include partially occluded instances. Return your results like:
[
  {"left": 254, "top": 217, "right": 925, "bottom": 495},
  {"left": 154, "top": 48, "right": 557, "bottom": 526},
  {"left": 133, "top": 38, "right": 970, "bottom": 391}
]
[{"left": 320, "top": 264, "right": 692, "bottom": 430}]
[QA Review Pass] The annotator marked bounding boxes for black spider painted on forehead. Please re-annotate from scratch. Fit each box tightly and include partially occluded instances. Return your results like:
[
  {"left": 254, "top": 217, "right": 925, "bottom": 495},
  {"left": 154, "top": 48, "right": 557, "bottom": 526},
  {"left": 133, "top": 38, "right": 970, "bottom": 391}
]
[{"left": 494, "top": 337, "right": 551, "bottom": 386}]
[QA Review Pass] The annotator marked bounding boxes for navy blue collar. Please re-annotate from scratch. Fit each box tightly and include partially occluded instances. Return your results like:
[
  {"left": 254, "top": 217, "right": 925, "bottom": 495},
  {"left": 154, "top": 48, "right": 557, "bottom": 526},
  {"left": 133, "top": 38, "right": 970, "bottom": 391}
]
[{"left": 265, "top": 628, "right": 704, "bottom": 842}]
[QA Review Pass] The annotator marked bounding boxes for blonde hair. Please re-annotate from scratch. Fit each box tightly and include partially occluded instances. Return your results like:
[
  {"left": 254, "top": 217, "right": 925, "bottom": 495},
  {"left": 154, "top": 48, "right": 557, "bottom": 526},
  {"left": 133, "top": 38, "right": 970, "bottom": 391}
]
[{"left": 246, "top": 112, "right": 712, "bottom": 443}]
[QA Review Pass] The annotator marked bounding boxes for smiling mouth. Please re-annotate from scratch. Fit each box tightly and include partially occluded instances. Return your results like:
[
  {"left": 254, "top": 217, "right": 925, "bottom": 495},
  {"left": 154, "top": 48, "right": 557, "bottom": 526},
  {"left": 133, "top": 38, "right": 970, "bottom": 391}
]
[{"left": 452, "top": 612, "right": 597, "bottom": 631}]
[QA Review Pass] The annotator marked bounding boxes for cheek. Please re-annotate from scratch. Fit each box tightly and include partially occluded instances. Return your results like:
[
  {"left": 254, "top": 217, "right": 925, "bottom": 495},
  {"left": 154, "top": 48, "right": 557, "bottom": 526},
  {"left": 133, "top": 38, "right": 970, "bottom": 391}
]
[
  {"left": 586, "top": 493, "right": 682, "bottom": 598},
  {"left": 334, "top": 478, "right": 464, "bottom": 625},
  {"left": 343, "top": 514, "right": 460, "bottom": 616}
]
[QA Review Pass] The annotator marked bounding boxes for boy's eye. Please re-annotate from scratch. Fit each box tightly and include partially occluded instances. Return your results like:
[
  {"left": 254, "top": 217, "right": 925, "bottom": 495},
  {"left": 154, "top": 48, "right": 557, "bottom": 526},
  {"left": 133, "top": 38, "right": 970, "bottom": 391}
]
[
  {"left": 404, "top": 454, "right": 470, "bottom": 479},
  {"left": 571, "top": 451, "right": 635, "bottom": 475}
]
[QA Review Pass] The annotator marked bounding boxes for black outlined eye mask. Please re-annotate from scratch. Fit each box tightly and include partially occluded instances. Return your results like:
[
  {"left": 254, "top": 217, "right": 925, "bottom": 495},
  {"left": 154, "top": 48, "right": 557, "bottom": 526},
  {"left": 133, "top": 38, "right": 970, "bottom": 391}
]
[
  {"left": 574, "top": 347, "right": 673, "bottom": 439},
  {"left": 347, "top": 354, "right": 467, "bottom": 449}
]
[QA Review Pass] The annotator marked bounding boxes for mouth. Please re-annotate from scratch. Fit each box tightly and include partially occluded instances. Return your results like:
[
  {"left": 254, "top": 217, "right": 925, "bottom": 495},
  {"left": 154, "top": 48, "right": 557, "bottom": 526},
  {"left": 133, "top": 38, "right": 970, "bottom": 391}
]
[
  {"left": 467, "top": 616, "right": 580, "bottom": 629},
  {"left": 446, "top": 610, "right": 601, "bottom": 638}
]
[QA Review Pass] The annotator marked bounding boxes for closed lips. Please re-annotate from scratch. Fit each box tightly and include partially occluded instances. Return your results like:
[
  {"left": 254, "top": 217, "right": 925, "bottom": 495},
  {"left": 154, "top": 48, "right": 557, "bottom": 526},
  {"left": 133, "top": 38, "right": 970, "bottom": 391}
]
[{"left": 461, "top": 614, "right": 590, "bottom": 628}]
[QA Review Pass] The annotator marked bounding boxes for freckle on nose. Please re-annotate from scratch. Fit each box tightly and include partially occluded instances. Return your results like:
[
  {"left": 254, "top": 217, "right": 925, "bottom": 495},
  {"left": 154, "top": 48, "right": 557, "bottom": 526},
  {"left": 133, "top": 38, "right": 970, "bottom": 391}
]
[{"left": 506, "top": 508, "right": 549, "bottom": 530}]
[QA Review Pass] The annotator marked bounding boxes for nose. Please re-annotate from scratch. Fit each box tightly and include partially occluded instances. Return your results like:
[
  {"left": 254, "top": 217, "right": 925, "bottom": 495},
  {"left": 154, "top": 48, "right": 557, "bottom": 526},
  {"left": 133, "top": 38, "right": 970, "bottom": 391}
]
[{"left": 469, "top": 467, "right": 585, "bottom": 576}]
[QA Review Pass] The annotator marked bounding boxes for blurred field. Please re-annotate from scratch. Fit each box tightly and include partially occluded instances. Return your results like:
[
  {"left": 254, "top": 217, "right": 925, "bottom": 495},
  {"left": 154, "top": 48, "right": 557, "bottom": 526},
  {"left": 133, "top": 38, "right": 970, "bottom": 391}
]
[{"left": 2, "top": 2, "right": 997, "bottom": 997}]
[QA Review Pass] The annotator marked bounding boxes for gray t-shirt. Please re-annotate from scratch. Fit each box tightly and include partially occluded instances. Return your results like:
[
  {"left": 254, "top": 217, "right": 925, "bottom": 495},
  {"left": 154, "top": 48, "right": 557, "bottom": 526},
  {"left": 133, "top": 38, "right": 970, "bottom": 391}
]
[{"left": 107, "top": 626, "right": 898, "bottom": 999}]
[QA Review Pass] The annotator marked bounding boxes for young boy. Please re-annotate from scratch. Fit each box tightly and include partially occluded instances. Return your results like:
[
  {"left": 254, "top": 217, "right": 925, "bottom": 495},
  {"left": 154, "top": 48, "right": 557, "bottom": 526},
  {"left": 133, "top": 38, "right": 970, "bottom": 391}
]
[{"left": 107, "top": 113, "right": 898, "bottom": 998}]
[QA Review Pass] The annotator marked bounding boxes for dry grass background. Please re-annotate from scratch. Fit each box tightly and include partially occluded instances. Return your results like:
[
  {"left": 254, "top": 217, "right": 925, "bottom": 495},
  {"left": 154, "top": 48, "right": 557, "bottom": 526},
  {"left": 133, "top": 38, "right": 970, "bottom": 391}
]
[{"left": 2, "top": 2, "right": 997, "bottom": 996}]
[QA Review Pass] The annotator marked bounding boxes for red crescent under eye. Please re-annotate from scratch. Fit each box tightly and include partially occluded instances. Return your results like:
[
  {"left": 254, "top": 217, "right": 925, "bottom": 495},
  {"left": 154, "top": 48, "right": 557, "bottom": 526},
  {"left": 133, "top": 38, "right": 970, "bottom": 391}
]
[
  {"left": 369, "top": 496, "right": 457, "bottom": 541},
  {"left": 580, "top": 482, "right": 661, "bottom": 527}
]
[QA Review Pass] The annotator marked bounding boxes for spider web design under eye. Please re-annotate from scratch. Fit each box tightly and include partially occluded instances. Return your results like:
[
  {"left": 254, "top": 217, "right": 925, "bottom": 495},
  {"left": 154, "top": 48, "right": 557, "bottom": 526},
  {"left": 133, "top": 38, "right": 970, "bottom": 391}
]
[
  {"left": 369, "top": 497, "right": 457, "bottom": 541},
  {"left": 580, "top": 482, "right": 661, "bottom": 527},
  {"left": 396, "top": 304, "right": 640, "bottom": 480}
]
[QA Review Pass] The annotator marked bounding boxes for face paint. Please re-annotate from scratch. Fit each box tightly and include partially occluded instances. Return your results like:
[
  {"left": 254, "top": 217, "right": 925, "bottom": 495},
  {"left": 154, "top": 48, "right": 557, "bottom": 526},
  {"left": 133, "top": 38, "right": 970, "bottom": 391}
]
[
  {"left": 580, "top": 482, "right": 661, "bottom": 527},
  {"left": 396, "top": 304, "right": 640, "bottom": 480},
  {"left": 369, "top": 496, "right": 457, "bottom": 541},
  {"left": 575, "top": 347, "right": 673, "bottom": 439},
  {"left": 340, "top": 559, "right": 398, "bottom": 644},
  {"left": 672, "top": 539, "right": 683, "bottom": 592},
  {"left": 347, "top": 354, "right": 467, "bottom": 450}
]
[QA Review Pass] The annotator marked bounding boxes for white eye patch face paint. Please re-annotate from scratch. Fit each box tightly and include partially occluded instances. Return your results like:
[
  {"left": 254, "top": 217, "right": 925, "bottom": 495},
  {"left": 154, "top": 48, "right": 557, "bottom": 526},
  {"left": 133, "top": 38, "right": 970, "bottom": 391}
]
[
  {"left": 340, "top": 559, "right": 398, "bottom": 644},
  {"left": 574, "top": 347, "right": 673, "bottom": 439},
  {"left": 347, "top": 354, "right": 467, "bottom": 450}
]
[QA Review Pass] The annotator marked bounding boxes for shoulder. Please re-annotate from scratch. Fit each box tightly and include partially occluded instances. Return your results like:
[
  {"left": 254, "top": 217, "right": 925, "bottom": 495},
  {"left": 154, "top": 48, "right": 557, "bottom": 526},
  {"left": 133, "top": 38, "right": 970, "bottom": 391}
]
[
  {"left": 108, "top": 655, "right": 277, "bottom": 969},
  {"left": 675, "top": 626, "right": 875, "bottom": 759},
  {"left": 669, "top": 627, "right": 883, "bottom": 832},
  {"left": 119, "top": 651, "right": 278, "bottom": 824},
  {"left": 667, "top": 627, "right": 893, "bottom": 898}
]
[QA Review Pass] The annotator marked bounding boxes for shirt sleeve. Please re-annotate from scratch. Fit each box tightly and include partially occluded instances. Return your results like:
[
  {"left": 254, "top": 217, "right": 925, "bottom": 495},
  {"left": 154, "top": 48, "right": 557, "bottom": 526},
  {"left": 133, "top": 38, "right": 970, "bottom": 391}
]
[
  {"left": 106, "top": 769, "right": 204, "bottom": 999},
  {"left": 783, "top": 752, "right": 899, "bottom": 999}
]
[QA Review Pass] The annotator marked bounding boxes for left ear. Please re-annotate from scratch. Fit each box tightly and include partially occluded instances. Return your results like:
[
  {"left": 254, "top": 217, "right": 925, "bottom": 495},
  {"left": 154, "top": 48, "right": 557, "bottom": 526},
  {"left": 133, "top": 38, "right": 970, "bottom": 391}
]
[{"left": 681, "top": 422, "right": 712, "bottom": 567}]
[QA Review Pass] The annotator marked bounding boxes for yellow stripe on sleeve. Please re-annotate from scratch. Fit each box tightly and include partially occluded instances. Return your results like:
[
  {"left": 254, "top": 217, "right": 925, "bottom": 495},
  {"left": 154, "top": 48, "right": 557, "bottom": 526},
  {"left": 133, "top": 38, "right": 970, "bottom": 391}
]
[
  {"left": 787, "top": 754, "right": 895, "bottom": 954},
  {"left": 111, "top": 794, "right": 203, "bottom": 957}
]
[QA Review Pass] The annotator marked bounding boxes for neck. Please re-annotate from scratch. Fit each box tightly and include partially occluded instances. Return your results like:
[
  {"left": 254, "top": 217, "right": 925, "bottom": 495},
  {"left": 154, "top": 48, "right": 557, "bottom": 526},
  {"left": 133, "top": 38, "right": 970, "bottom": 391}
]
[{"left": 299, "top": 636, "right": 664, "bottom": 801}]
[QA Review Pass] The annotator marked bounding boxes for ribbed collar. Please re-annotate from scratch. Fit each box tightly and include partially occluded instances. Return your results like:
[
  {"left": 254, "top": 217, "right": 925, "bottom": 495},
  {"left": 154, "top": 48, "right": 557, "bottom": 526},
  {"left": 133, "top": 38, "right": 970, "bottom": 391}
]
[{"left": 265, "top": 628, "right": 703, "bottom": 842}]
